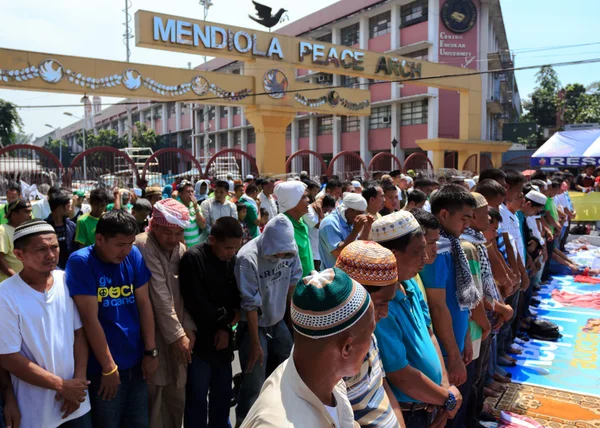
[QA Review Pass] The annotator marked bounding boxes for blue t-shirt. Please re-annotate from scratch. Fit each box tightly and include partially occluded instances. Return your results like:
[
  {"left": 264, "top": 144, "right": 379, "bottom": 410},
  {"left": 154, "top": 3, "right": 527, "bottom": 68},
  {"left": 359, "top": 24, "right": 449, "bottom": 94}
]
[
  {"left": 420, "top": 251, "right": 469, "bottom": 356},
  {"left": 374, "top": 279, "right": 443, "bottom": 404},
  {"left": 319, "top": 209, "right": 353, "bottom": 269},
  {"left": 66, "top": 245, "right": 152, "bottom": 374}
]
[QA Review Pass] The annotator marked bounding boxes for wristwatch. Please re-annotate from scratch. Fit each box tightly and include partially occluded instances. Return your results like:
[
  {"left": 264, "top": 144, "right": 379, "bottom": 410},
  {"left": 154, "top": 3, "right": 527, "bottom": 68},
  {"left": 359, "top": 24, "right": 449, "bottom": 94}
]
[
  {"left": 144, "top": 348, "right": 159, "bottom": 358},
  {"left": 444, "top": 390, "right": 457, "bottom": 411}
]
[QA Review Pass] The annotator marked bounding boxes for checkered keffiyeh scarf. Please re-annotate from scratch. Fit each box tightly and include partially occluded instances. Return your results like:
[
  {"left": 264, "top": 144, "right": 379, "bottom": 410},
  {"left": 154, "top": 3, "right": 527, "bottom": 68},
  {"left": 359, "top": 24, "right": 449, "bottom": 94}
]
[
  {"left": 438, "top": 227, "right": 481, "bottom": 311},
  {"left": 461, "top": 228, "right": 501, "bottom": 326}
]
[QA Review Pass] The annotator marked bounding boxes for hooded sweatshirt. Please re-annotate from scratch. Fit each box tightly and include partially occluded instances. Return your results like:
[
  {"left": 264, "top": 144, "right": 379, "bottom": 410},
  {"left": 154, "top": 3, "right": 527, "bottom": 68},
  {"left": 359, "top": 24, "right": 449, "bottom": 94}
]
[{"left": 235, "top": 214, "right": 303, "bottom": 328}]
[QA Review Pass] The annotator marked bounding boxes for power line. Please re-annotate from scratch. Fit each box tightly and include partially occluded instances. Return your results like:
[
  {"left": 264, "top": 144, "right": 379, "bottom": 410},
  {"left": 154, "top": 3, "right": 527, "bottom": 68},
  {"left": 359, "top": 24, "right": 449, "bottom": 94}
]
[
  {"left": 13, "top": 56, "right": 600, "bottom": 110},
  {"left": 509, "top": 41, "right": 600, "bottom": 54}
]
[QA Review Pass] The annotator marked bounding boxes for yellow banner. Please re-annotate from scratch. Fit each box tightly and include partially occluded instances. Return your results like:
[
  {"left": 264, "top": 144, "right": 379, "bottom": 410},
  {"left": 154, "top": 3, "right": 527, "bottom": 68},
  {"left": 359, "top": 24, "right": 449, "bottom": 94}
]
[{"left": 569, "top": 191, "right": 600, "bottom": 221}]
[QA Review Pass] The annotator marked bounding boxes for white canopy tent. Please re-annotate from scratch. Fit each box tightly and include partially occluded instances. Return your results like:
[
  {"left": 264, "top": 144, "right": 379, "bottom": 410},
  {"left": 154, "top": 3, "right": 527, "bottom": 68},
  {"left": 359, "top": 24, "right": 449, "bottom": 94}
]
[{"left": 531, "top": 130, "right": 600, "bottom": 167}]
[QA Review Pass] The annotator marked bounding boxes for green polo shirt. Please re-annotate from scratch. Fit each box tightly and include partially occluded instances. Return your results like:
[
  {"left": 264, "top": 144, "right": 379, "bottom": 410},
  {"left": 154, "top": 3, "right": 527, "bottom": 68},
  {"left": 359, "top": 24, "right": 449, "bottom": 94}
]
[
  {"left": 75, "top": 213, "right": 100, "bottom": 247},
  {"left": 243, "top": 200, "right": 260, "bottom": 239},
  {"left": 0, "top": 205, "right": 7, "bottom": 225},
  {"left": 545, "top": 197, "right": 559, "bottom": 234},
  {"left": 284, "top": 212, "right": 314, "bottom": 277}
]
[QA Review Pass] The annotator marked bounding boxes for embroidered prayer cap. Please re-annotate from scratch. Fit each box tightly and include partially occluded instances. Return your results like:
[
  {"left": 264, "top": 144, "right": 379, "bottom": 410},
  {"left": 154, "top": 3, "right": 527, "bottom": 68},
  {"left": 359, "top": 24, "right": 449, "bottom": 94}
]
[
  {"left": 471, "top": 192, "right": 488, "bottom": 209},
  {"left": 335, "top": 241, "right": 398, "bottom": 286},
  {"left": 13, "top": 219, "right": 56, "bottom": 245},
  {"left": 150, "top": 198, "right": 191, "bottom": 230},
  {"left": 291, "top": 268, "right": 371, "bottom": 339},
  {"left": 370, "top": 210, "right": 421, "bottom": 243},
  {"left": 525, "top": 190, "right": 547, "bottom": 206}
]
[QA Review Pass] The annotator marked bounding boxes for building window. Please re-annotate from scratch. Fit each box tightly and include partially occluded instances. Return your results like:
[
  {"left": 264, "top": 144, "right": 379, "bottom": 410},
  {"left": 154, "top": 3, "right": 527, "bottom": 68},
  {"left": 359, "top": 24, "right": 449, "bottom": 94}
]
[
  {"left": 167, "top": 102, "right": 176, "bottom": 118},
  {"left": 144, "top": 110, "right": 152, "bottom": 122},
  {"left": 401, "top": 100, "right": 428, "bottom": 125},
  {"left": 341, "top": 75, "right": 360, "bottom": 89},
  {"left": 298, "top": 119, "right": 310, "bottom": 138},
  {"left": 341, "top": 23, "right": 360, "bottom": 46},
  {"left": 247, "top": 128, "right": 256, "bottom": 144},
  {"left": 286, "top": 125, "right": 292, "bottom": 139},
  {"left": 233, "top": 130, "right": 242, "bottom": 145},
  {"left": 369, "top": 106, "right": 392, "bottom": 129},
  {"left": 317, "top": 116, "right": 333, "bottom": 135},
  {"left": 316, "top": 33, "right": 332, "bottom": 43},
  {"left": 404, "top": 49, "right": 429, "bottom": 61},
  {"left": 231, "top": 68, "right": 241, "bottom": 75},
  {"left": 341, "top": 116, "right": 360, "bottom": 132},
  {"left": 154, "top": 107, "right": 162, "bottom": 120},
  {"left": 369, "top": 11, "right": 391, "bottom": 38},
  {"left": 317, "top": 74, "right": 333, "bottom": 85},
  {"left": 232, "top": 106, "right": 241, "bottom": 115},
  {"left": 207, "top": 108, "right": 215, "bottom": 121},
  {"left": 401, "top": 0, "right": 428, "bottom": 28},
  {"left": 181, "top": 103, "right": 188, "bottom": 115},
  {"left": 219, "top": 106, "right": 228, "bottom": 117},
  {"left": 132, "top": 112, "right": 140, "bottom": 124}
]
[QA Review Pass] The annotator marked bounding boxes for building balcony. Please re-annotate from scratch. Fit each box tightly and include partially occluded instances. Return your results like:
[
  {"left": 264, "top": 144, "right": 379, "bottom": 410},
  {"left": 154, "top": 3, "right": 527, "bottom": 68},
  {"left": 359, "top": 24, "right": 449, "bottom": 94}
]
[
  {"left": 386, "top": 40, "right": 433, "bottom": 57},
  {"left": 487, "top": 98, "right": 504, "bottom": 115},
  {"left": 488, "top": 50, "right": 513, "bottom": 71}
]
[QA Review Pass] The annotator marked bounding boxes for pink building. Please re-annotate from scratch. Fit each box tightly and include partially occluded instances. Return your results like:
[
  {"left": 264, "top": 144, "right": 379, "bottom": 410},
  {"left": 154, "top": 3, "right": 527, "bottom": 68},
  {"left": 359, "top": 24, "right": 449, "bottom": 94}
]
[{"left": 45, "top": 0, "right": 520, "bottom": 170}]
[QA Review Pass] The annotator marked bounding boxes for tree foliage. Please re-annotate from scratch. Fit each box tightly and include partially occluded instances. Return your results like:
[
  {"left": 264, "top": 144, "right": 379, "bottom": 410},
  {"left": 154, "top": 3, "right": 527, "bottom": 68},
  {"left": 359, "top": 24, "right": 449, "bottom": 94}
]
[
  {"left": 521, "top": 66, "right": 600, "bottom": 147},
  {"left": 43, "top": 138, "right": 74, "bottom": 166},
  {"left": 0, "top": 99, "right": 24, "bottom": 147}
]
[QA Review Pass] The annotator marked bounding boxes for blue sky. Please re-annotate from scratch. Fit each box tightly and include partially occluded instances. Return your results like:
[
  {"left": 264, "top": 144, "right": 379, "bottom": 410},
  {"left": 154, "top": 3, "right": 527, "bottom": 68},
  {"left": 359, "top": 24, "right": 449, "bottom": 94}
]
[
  {"left": 503, "top": 0, "right": 600, "bottom": 100},
  {"left": 1, "top": 0, "right": 599, "bottom": 138}
]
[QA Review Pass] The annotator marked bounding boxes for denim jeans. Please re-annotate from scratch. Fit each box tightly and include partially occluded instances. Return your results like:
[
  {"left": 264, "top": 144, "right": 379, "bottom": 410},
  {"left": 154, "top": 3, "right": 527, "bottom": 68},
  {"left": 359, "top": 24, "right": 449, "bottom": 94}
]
[
  {"left": 235, "top": 319, "right": 293, "bottom": 425},
  {"left": 401, "top": 409, "right": 431, "bottom": 428},
  {"left": 184, "top": 354, "right": 232, "bottom": 428},
  {"left": 88, "top": 364, "right": 149, "bottom": 428},
  {"left": 59, "top": 412, "right": 93, "bottom": 427}
]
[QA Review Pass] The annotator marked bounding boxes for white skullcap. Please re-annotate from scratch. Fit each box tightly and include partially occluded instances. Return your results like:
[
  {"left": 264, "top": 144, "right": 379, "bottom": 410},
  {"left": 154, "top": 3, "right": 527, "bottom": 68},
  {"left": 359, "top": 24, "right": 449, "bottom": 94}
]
[
  {"left": 351, "top": 180, "right": 361, "bottom": 188},
  {"left": 370, "top": 211, "right": 421, "bottom": 243},
  {"left": 465, "top": 179, "right": 476, "bottom": 190},
  {"left": 406, "top": 176, "right": 413, "bottom": 184},
  {"left": 525, "top": 190, "right": 547, "bottom": 206},
  {"left": 274, "top": 181, "right": 307, "bottom": 213},
  {"left": 246, "top": 174, "right": 254, "bottom": 180},
  {"left": 341, "top": 192, "right": 367, "bottom": 212}
]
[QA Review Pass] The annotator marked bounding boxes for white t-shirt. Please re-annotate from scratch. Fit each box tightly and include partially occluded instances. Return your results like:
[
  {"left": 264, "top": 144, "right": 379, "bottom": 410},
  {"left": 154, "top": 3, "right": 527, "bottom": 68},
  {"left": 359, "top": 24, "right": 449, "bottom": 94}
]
[
  {"left": 303, "top": 205, "right": 321, "bottom": 262},
  {"left": 0, "top": 271, "right": 91, "bottom": 428},
  {"left": 324, "top": 404, "right": 340, "bottom": 428},
  {"left": 499, "top": 204, "right": 525, "bottom": 265}
]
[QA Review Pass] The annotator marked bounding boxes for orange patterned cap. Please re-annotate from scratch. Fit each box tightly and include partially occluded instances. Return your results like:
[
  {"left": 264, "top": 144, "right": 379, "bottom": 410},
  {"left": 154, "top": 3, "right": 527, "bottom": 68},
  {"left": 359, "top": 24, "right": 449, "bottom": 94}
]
[{"left": 335, "top": 240, "right": 398, "bottom": 287}]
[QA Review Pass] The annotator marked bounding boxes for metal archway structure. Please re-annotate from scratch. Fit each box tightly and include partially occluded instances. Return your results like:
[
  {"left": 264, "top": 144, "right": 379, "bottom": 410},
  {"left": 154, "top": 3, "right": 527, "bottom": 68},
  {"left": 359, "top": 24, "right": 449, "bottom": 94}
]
[
  {"left": 444, "top": 152, "right": 457, "bottom": 169},
  {"left": 67, "top": 146, "right": 140, "bottom": 191},
  {"left": 403, "top": 152, "right": 434, "bottom": 174},
  {"left": 368, "top": 152, "right": 402, "bottom": 175},
  {"left": 480, "top": 153, "right": 493, "bottom": 171},
  {"left": 0, "top": 144, "right": 63, "bottom": 192},
  {"left": 463, "top": 154, "right": 478, "bottom": 174},
  {"left": 204, "top": 148, "right": 258, "bottom": 181},
  {"left": 327, "top": 150, "right": 368, "bottom": 180},
  {"left": 142, "top": 148, "right": 204, "bottom": 186},
  {"left": 285, "top": 150, "right": 327, "bottom": 178}
]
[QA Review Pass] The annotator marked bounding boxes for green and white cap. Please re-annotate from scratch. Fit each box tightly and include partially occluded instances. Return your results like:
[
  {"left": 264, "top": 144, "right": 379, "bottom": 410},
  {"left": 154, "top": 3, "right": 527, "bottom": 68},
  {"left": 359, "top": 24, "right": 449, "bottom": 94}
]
[{"left": 291, "top": 268, "right": 371, "bottom": 339}]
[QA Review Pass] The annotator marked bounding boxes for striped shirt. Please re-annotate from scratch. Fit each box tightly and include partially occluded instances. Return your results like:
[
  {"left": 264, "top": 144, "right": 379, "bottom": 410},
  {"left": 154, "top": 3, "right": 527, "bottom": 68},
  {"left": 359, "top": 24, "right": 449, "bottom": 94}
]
[
  {"left": 183, "top": 203, "right": 203, "bottom": 248},
  {"left": 344, "top": 335, "right": 399, "bottom": 428}
]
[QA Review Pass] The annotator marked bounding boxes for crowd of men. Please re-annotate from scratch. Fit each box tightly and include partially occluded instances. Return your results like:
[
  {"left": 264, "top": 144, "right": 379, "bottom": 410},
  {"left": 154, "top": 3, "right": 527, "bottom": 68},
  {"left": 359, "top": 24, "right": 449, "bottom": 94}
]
[{"left": 0, "top": 165, "right": 590, "bottom": 428}]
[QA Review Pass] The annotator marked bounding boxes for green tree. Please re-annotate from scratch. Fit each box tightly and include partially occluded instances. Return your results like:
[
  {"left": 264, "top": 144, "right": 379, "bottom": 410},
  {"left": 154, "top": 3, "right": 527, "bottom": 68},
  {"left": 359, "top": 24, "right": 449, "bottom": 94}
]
[
  {"left": 0, "top": 99, "right": 24, "bottom": 147},
  {"left": 521, "top": 66, "right": 560, "bottom": 128},
  {"left": 131, "top": 121, "right": 162, "bottom": 150},
  {"left": 43, "top": 138, "right": 74, "bottom": 166},
  {"left": 84, "top": 129, "right": 127, "bottom": 149}
]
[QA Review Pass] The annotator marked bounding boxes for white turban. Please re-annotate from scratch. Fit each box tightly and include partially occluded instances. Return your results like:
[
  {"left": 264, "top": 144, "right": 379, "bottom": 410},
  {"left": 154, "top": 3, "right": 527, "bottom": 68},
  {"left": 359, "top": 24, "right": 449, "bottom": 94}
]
[
  {"left": 341, "top": 192, "right": 367, "bottom": 211},
  {"left": 274, "top": 181, "right": 307, "bottom": 213}
]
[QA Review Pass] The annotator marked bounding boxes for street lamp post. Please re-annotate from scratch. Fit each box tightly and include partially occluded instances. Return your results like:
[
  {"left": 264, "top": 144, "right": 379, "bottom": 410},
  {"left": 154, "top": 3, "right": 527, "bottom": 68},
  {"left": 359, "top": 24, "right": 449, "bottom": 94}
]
[
  {"left": 64, "top": 111, "right": 87, "bottom": 180},
  {"left": 44, "top": 124, "right": 62, "bottom": 164}
]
